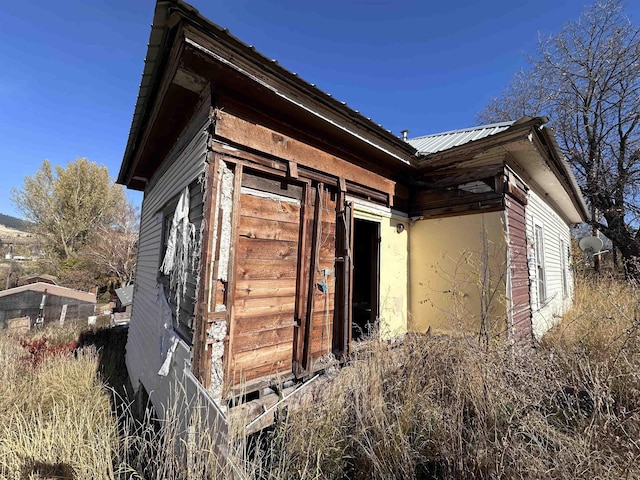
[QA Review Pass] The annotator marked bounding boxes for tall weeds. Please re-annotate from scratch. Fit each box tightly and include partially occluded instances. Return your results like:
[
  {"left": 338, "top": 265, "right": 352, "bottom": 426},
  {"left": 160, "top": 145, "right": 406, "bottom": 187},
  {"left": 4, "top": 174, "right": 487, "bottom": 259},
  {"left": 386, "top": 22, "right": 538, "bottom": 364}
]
[
  {"left": 0, "top": 335, "right": 117, "bottom": 479},
  {"left": 1, "top": 276, "right": 640, "bottom": 479},
  {"left": 254, "top": 276, "right": 640, "bottom": 479}
]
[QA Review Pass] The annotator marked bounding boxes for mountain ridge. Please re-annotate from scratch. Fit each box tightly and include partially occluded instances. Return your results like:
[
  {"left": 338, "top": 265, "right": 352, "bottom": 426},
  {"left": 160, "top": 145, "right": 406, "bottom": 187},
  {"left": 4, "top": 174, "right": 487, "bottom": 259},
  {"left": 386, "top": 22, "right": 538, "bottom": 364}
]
[{"left": 0, "top": 213, "right": 28, "bottom": 231}]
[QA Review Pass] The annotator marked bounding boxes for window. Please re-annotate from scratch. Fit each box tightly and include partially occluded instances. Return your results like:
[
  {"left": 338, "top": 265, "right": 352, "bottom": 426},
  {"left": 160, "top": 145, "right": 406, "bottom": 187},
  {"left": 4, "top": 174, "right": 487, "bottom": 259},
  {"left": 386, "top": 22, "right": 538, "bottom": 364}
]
[
  {"left": 158, "top": 181, "right": 204, "bottom": 343},
  {"left": 560, "top": 238, "right": 568, "bottom": 297},
  {"left": 534, "top": 224, "right": 546, "bottom": 307}
]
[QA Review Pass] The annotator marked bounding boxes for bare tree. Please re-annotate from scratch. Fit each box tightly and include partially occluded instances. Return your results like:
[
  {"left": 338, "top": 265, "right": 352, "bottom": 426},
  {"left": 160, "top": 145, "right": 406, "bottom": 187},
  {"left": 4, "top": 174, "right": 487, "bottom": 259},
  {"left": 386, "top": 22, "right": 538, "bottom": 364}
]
[
  {"left": 82, "top": 203, "right": 139, "bottom": 289},
  {"left": 479, "top": 0, "right": 640, "bottom": 276}
]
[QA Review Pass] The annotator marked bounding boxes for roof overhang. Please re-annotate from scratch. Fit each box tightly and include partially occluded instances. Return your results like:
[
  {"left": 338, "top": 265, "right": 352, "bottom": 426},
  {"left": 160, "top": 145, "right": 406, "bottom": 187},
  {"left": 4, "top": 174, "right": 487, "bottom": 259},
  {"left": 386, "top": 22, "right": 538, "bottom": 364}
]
[
  {"left": 415, "top": 117, "right": 590, "bottom": 224},
  {"left": 118, "top": 0, "right": 417, "bottom": 189}
]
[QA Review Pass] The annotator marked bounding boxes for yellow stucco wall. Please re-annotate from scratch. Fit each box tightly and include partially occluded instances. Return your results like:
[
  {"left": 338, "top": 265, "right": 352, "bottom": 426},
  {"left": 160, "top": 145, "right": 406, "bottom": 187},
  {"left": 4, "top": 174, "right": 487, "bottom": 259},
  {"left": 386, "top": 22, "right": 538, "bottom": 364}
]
[
  {"left": 353, "top": 206, "right": 409, "bottom": 339},
  {"left": 408, "top": 212, "right": 508, "bottom": 336}
]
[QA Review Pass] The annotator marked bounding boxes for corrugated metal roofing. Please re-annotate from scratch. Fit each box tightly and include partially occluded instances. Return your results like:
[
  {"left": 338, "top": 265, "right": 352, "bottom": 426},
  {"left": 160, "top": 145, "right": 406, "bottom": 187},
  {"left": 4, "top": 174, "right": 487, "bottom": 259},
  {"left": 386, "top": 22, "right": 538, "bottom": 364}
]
[
  {"left": 407, "top": 121, "right": 514, "bottom": 155},
  {"left": 115, "top": 284, "right": 134, "bottom": 307}
]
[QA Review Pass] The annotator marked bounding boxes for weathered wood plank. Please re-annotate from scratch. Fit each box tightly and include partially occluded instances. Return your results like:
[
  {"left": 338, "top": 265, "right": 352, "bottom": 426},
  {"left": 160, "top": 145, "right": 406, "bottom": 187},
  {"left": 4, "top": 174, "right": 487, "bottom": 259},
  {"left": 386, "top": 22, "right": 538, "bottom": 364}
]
[
  {"left": 235, "top": 258, "right": 298, "bottom": 281},
  {"left": 237, "top": 237, "right": 298, "bottom": 261},
  {"left": 239, "top": 192, "right": 301, "bottom": 223},
  {"left": 233, "top": 326, "right": 295, "bottom": 353},
  {"left": 234, "top": 312, "right": 297, "bottom": 336},
  {"left": 411, "top": 200, "right": 504, "bottom": 220},
  {"left": 223, "top": 162, "right": 244, "bottom": 394},
  {"left": 294, "top": 182, "right": 313, "bottom": 375},
  {"left": 238, "top": 216, "right": 301, "bottom": 242},
  {"left": 241, "top": 170, "right": 304, "bottom": 200},
  {"left": 312, "top": 292, "right": 335, "bottom": 313},
  {"left": 214, "top": 109, "right": 395, "bottom": 200},
  {"left": 234, "top": 296, "right": 296, "bottom": 318},
  {"left": 235, "top": 278, "right": 297, "bottom": 299},
  {"left": 231, "top": 342, "right": 293, "bottom": 383}
]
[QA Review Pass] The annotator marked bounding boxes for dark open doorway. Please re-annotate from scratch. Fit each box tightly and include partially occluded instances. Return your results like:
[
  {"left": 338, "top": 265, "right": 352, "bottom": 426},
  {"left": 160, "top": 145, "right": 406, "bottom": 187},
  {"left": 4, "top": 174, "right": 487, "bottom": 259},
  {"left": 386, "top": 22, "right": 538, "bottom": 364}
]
[{"left": 351, "top": 218, "right": 380, "bottom": 340}]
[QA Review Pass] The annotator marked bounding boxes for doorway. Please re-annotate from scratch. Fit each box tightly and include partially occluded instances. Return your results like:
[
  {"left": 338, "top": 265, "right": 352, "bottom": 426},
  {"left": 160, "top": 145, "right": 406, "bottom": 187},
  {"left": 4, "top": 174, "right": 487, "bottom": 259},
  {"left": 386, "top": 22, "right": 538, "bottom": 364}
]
[{"left": 351, "top": 218, "right": 380, "bottom": 340}]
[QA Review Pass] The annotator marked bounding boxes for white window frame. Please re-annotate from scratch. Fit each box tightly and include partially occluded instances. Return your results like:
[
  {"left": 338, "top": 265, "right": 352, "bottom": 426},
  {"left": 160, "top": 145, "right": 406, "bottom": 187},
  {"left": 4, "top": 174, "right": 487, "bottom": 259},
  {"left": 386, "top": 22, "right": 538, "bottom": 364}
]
[{"left": 533, "top": 222, "right": 546, "bottom": 308}]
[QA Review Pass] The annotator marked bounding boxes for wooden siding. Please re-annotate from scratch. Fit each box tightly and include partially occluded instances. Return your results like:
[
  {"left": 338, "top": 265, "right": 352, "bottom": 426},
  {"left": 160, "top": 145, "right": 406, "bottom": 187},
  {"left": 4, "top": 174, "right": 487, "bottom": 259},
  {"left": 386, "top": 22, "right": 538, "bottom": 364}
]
[
  {"left": 230, "top": 183, "right": 301, "bottom": 385},
  {"left": 308, "top": 187, "right": 337, "bottom": 363},
  {"left": 505, "top": 196, "right": 532, "bottom": 342},
  {"left": 411, "top": 188, "right": 503, "bottom": 219},
  {"left": 227, "top": 174, "right": 339, "bottom": 389},
  {"left": 525, "top": 189, "right": 574, "bottom": 339},
  {"left": 213, "top": 109, "right": 395, "bottom": 203},
  {"left": 125, "top": 95, "right": 211, "bottom": 411}
]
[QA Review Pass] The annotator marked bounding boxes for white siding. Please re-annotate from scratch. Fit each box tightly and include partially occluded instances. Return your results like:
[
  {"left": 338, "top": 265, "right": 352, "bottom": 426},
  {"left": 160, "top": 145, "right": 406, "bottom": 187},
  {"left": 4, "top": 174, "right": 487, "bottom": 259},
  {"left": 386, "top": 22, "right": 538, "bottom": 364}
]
[
  {"left": 526, "top": 189, "right": 574, "bottom": 339},
  {"left": 125, "top": 98, "right": 226, "bottom": 431}
]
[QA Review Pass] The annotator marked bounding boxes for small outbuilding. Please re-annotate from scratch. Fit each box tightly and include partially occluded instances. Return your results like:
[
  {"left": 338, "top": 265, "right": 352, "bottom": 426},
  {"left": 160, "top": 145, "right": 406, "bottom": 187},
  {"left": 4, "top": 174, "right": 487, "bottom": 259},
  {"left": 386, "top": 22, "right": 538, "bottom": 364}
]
[{"left": 0, "top": 283, "right": 96, "bottom": 328}]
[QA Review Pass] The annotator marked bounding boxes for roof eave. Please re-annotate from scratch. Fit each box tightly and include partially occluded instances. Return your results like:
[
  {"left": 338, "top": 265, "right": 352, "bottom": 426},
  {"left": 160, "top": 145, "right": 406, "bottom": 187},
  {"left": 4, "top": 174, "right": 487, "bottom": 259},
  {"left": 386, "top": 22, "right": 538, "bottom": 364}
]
[
  {"left": 537, "top": 126, "right": 590, "bottom": 222},
  {"left": 118, "top": 0, "right": 418, "bottom": 187},
  {"left": 415, "top": 116, "right": 549, "bottom": 167}
]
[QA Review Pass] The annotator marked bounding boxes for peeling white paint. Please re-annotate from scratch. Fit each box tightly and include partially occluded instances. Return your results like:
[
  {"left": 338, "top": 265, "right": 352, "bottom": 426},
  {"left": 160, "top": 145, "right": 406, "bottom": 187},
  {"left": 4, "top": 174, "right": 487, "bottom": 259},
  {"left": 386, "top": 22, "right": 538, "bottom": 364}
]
[
  {"left": 207, "top": 320, "right": 227, "bottom": 407},
  {"left": 218, "top": 164, "right": 234, "bottom": 282},
  {"left": 207, "top": 161, "right": 234, "bottom": 409}
]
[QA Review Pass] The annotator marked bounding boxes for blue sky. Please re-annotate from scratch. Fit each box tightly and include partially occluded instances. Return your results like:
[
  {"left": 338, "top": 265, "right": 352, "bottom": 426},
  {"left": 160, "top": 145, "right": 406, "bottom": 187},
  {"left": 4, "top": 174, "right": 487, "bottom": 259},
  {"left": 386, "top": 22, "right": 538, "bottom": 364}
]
[{"left": 1, "top": 0, "right": 638, "bottom": 218}]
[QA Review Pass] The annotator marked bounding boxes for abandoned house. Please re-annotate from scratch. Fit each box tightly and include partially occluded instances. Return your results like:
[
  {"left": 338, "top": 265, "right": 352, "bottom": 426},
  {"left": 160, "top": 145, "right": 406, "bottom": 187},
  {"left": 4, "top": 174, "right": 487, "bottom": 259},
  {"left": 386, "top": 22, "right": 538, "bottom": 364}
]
[{"left": 118, "top": 0, "right": 589, "bottom": 438}]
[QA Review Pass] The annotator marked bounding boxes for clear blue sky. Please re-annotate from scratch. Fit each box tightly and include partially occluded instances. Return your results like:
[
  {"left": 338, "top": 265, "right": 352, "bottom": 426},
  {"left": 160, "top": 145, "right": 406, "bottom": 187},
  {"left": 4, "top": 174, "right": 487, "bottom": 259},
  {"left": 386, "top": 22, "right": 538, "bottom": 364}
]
[{"left": 1, "top": 0, "right": 638, "bottom": 218}]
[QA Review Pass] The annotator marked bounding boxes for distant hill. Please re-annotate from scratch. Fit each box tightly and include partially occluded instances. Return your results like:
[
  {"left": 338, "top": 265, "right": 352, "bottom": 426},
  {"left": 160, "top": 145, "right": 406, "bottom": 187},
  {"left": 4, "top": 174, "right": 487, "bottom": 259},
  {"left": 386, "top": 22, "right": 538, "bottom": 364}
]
[{"left": 0, "top": 214, "right": 28, "bottom": 231}]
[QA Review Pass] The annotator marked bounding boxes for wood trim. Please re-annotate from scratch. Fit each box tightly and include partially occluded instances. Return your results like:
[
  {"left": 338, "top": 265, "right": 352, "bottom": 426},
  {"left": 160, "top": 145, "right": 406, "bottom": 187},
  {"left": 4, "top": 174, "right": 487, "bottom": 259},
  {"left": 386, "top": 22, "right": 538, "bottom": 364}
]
[
  {"left": 127, "top": 27, "right": 186, "bottom": 184},
  {"left": 303, "top": 183, "right": 323, "bottom": 373},
  {"left": 192, "top": 152, "right": 219, "bottom": 387},
  {"left": 209, "top": 139, "right": 391, "bottom": 207},
  {"left": 411, "top": 201, "right": 504, "bottom": 220},
  {"left": 223, "top": 163, "right": 244, "bottom": 395},
  {"left": 333, "top": 194, "right": 352, "bottom": 358},
  {"left": 338, "top": 177, "right": 346, "bottom": 193},
  {"left": 293, "top": 181, "right": 312, "bottom": 375},
  {"left": 288, "top": 160, "right": 298, "bottom": 179},
  {"left": 209, "top": 141, "right": 288, "bottom": 176}
]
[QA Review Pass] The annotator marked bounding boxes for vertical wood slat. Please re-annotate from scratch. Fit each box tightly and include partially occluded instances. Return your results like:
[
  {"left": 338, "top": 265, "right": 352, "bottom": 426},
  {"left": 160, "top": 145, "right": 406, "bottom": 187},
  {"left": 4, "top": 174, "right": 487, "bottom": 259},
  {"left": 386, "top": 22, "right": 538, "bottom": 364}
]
[
  {"left": 347, "top": 202, "right": 354, "bottom": 350},
  {"left": 293, "top": 180, "right": 312, "bottom": 376},
  {"left": 223, "top": 163, "right": 244, "bottom": 394},
  {"left": 192, "top": 152, "right": 220, "bottom": 387},
  {"left": 333, "top": 192, "right": 352, "bottom": 358},
  {"left": 302, "top": 183, "right": 323, "bottom": 373}
]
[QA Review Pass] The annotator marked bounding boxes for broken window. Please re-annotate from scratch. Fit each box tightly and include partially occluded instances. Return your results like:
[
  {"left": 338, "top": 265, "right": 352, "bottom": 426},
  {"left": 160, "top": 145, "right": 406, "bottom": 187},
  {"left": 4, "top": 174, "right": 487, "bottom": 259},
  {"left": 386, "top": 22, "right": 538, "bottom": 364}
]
[{"left": 158, "top": 180, "right": 204, "bottom": 343}]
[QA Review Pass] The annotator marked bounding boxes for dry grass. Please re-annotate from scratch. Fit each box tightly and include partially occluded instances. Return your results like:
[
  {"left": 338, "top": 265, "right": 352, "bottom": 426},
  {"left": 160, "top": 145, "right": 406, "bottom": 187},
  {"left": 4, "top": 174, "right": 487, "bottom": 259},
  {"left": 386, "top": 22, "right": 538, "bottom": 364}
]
[
  {"left": 1, "top": 275, "right": 640, "bottom": 479},
  {"left": 251, "top": 275, "right": 640, "bottom": 479},
  {"left": 0, "top": 335, "right": 117, "bottom": 479}
]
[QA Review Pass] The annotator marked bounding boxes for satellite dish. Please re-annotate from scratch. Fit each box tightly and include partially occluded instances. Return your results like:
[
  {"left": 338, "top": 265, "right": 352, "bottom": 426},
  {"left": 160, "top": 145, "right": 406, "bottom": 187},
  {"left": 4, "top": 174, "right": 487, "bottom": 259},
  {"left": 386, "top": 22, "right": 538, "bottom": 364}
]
[{"left": 578, "top": 236, "right": 604, "bottom": 254}]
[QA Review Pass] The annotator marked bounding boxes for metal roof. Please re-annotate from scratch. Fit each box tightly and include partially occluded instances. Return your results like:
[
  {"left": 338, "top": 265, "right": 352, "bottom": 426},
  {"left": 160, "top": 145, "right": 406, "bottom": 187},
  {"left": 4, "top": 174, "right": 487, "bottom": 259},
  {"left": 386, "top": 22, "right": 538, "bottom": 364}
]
[
  {"left": 407, "top": 121, "right": 514, "bottom": 155},
  {"left": 115, "top": 284, "right": 134, "bottom": 307}
]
